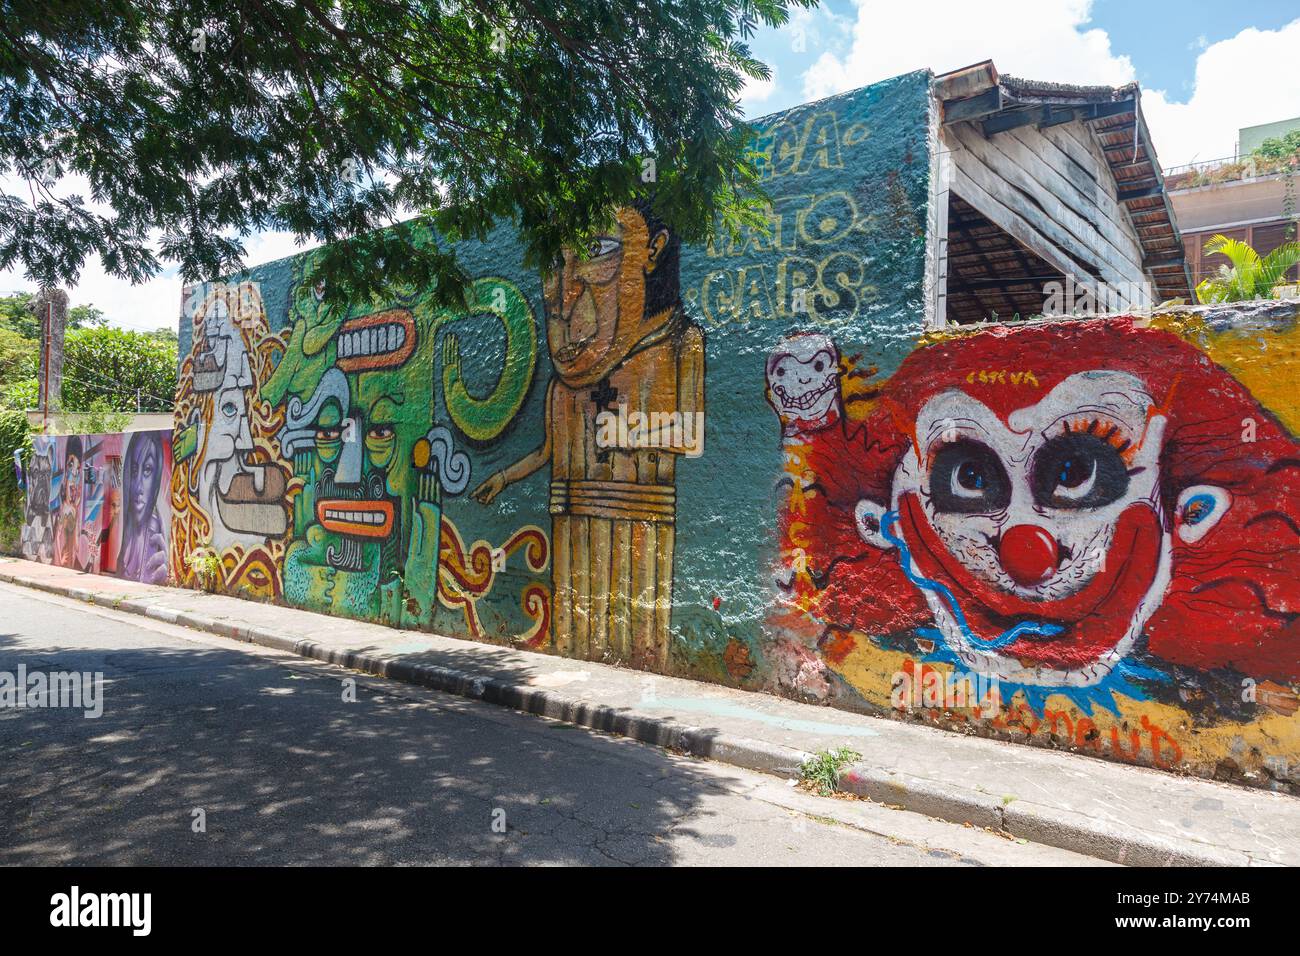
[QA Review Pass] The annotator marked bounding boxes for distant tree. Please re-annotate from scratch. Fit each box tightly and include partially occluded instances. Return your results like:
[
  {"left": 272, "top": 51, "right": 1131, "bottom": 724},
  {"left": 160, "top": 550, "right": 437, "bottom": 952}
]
[
  {"left": 0, "top": 291, "right": 102, "bottom": 338},
  {"left": 0, "top": 327, "right": 35, "bottom": 386},
  {"left": 0, "top": 0, "right": 809, "bottom": 308},
  {"left": 0, "top": 292, "right": 38, "bottom": 339},
  {"left": 62, "top": 326, "right": 177, "bottom": 412},
  {"left": 1252, "top": 129, "right": 1300, "bottom": 163},
  {"left": 68, "top": 304, "right": 107, "bottom": 328}
]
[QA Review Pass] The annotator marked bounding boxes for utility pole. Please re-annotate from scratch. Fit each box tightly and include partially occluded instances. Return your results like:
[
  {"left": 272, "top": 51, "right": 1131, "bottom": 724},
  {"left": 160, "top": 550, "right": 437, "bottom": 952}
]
[{"left": 34, "top": 286, "right": 68, "bottom": 433}]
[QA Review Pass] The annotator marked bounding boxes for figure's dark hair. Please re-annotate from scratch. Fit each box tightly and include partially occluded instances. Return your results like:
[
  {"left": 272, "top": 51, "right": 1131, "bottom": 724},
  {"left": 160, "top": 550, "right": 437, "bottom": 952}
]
[
  {"left": 631, "top": 199, "right": 681, "bottom": 320},
  {"left": 121, "top": 431, "right": 163, "bottom": 556},
  {"left": 65, "top": 435, "right": 82, "bottom": 466}
]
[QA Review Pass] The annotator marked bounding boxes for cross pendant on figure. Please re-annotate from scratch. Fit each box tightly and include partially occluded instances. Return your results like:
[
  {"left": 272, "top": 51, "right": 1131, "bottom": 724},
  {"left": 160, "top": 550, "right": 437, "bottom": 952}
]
[{"left": 590, "top": 378, "right": 618, "bottom": 463}]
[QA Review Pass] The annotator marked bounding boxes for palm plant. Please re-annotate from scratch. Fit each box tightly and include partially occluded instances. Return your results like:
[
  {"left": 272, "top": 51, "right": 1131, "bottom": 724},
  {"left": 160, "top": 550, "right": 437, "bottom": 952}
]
[{"left": 1195, "top": 234, "right": 1300, "bottom": 303}]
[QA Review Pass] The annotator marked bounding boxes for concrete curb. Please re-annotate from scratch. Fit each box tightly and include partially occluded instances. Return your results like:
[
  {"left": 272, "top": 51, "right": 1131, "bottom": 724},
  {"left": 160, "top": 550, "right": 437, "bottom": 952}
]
[{"left": 0, "top": 568, "right": 1249, "bottom": 865}]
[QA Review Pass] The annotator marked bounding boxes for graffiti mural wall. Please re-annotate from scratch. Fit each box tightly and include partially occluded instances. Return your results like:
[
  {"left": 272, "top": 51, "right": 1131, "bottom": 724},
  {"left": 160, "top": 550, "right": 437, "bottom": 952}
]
[
  {"left": 17, "top": 68, "right": 1295, "bottom": 788},
  {"left": 159, "top": 71, "right": 933, "bottom": 679},
  {"left": 20, "top": 429, "right": 173, "bottom": 583},
  {"left": 770, "top": 317, "right": 1300, "bottom": 784}
]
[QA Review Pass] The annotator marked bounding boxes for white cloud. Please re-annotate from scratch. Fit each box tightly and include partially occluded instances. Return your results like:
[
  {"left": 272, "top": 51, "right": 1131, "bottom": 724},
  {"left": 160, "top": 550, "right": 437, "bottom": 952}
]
[
  {"left": 1142, "top": 20, "right": 1300, "bottom": 168},
  {"left": 800, "top": 1, "right": 1300, "bottom": 171},
  {"left": 741, "top": 66, "right": 779, "bottom": 114},
  {"left": 802, "top": 0, "right": 1135, "bottom": 102}
]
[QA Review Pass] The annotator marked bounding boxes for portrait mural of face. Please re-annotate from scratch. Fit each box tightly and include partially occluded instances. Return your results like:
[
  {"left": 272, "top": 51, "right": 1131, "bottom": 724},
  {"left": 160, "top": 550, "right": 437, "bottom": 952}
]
[
  {"left": 118, "top": 430, "right": 173, "bottom": 585},
  {"left": 265, "top": 249, "right": 543, "bottom": 634},
  {"left": 542, "top": 204, "right": 682, "bottom": 389},
  {"left": 781, "top": 320, "right": 1300, "bottom": 739},
  {"left": 474, "top": 201, "right": 705, "bottom": 670},
  {"left": 171, "top": 281, "right": 291, "bottom": 595}
]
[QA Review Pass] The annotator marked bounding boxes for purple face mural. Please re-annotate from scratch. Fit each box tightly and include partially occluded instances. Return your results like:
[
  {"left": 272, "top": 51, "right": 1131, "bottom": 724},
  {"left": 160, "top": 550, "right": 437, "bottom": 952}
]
[{"left": 118, "top": 431, "right": 170, "bottom": 584}]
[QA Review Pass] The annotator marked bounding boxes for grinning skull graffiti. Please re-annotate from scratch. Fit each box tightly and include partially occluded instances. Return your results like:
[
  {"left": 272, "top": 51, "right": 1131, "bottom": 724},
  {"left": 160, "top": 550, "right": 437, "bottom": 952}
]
[
  {"left": 797, "top": 320, "right": 1300, "bottom": 716},
  {"left": 766, "top": 334, "right": 842, "bottom": 435}
]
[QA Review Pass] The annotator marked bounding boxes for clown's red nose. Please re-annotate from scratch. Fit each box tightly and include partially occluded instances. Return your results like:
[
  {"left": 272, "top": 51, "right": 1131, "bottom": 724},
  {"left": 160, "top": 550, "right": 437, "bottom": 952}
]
[{"left": 999, "top": 525, "right": 1059, "bottom": 586}]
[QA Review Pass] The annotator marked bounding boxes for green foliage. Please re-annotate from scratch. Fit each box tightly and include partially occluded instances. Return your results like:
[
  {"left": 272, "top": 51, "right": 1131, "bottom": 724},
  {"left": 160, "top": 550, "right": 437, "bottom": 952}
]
[
  {"left": 1195, "top": 234, "right": 1300, "bottom": 304},
  {"left": 1, "top": 377, "right": 38, "bottom": 410},
  {"left": 68, "top": 304, "right": 107, "bottom": 329},
  {"left": 0, "top": 293, "right": 177, "bottom": 413},
  {"left": 62, "top": 326, "right": 177, "bottom": 412},
  {"left": 0, "top": 0, "right": 811, "bottom": 309},
  {"left": 0, "top": 406, "right": 34, "bottom": 554},
  {"left": 0, "top": 292, "right": 37, "bottom": 339},
  {"left": 1251, "top": 129, "right": 1300, "bottom": 163},
  {"left": 0, "top": 327, "right": 36, "bottom": 384},
  {"left": 55, "top": 399, "right": 133, "bottom": 436},
  {"left": 186, "top": 548, "right": 222, "bottom": 592},
  {"left": 0, "top": 292, "right": 104, "bottom": 338},
  {"left": 799, "top": 747, "right": 861, "bottom": 797}
]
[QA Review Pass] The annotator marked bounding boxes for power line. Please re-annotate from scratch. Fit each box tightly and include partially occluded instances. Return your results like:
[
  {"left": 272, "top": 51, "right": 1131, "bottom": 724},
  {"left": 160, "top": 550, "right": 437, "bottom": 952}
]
[{"left": 55, "top": 350, "right": 175, "bottom": 408}]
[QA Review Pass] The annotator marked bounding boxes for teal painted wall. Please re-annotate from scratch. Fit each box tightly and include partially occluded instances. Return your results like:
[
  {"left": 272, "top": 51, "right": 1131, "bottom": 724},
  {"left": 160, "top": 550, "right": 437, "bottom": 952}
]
[{"left": 169, "top": 68, "right": 934, "bottom": 686}]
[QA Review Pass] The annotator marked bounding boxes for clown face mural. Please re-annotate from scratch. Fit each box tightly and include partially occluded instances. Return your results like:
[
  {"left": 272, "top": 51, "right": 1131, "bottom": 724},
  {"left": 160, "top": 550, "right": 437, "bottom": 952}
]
[{"left": 794, "top": 319, "right": 1300, "bottom": 718}]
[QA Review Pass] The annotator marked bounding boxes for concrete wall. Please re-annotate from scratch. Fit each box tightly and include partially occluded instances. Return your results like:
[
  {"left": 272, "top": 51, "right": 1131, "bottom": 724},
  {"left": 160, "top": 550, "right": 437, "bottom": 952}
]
[
  {"left": 782, "top": 304, "right": 1300, "bottom": 788},
  {"left": 25, "top": 411, "right": 176, "bottom": 434},
  {"left": 20, "top": 429, "right": 172, "bottom": 583},
  {"left": 23, "top": 67, "right": 1299, "bottom": 790}
]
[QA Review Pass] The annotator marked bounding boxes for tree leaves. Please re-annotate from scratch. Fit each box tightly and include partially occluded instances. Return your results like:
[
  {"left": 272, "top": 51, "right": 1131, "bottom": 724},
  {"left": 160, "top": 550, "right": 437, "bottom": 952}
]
[
  {"left": 1195, "top": 234, "right": 1300, "bottom": 303},
  {"left": 0, "top": 0, "right": 808, "bottom": 305}
]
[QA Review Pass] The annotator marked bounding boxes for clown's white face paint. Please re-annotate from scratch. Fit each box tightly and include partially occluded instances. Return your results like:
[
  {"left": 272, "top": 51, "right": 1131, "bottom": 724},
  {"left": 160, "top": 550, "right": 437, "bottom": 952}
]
[
  {"left": 855, "top": 371, "right": 1228, "bottom": 688},
  {"left": 766, "top": 334, "right": 841, "bottom": 432}
]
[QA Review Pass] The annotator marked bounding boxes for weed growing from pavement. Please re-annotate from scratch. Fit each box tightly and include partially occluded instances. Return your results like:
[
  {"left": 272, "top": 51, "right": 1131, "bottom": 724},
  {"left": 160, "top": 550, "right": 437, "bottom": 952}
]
[{"left": 800, "top": 747, "right": 861, "bottom": 796}]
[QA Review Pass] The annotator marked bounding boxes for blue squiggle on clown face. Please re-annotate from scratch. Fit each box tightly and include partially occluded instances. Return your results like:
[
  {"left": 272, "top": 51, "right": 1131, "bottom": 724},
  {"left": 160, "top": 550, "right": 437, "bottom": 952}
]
[
  {"left": 877, "top": 510, "right": 1166, "bottom": 715},
  {"left": 879, "top": 510, "right": 1061, "bottom": 650}
]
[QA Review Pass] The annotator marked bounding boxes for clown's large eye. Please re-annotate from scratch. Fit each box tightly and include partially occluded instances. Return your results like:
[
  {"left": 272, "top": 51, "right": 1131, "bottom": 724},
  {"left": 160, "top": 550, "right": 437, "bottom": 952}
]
[
  {"left": 1032, "top": 433, "right": 1128, "bottom": 509},
  {"left": 931, "top": 440, "right": 1011, "bottom": 514}
]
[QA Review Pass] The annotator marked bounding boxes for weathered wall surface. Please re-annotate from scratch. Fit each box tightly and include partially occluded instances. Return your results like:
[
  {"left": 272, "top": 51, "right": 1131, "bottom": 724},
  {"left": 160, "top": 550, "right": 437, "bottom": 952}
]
[
  {"left": 777, "top": 308, "right": 1300, "bottom": 789},
  {"left": 167, "top": 69, "right": 936, "bottom": 665},
  {"left": 23, "top": 66, "right": 1294, "bottom": 789},
  {"left": 20, "top": 429, "right": 172, "bottom": 583}
]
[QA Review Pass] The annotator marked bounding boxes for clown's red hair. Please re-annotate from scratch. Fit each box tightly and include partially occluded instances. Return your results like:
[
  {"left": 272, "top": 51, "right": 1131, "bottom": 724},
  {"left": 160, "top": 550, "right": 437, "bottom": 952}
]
[{"left": 795, "top": 318, "right": 1300, "bottom": 682}]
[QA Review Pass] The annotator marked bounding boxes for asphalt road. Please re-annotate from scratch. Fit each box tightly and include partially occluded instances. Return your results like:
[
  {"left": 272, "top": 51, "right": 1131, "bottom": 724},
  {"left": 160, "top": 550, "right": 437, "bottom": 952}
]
[{"left": 0, "top": 581, "right": 1100, "bottom": 866}]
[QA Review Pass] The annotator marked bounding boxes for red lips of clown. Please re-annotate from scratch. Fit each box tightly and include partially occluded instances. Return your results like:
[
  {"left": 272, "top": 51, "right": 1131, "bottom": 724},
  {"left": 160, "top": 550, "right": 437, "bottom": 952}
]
[{"left": 898, "top": 493, "right": 1165, "bottom": 670}]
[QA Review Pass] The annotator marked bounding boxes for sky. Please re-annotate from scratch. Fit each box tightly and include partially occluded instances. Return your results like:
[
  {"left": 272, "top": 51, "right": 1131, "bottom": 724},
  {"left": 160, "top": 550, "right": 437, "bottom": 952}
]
[{"left": 4, "top": 0, "right": 1300, "bottom": 332}]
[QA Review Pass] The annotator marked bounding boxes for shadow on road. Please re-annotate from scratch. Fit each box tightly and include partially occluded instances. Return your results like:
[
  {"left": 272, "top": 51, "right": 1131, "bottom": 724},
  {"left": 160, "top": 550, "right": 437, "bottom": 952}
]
[{"left": 0, "top": 629, "right": 747, "bottom": 866}]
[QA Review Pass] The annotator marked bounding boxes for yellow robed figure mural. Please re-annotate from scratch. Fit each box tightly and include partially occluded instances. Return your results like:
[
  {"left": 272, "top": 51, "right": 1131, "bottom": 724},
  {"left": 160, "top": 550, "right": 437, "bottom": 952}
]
[{"left": 473, "top": 203, "right": 705, "bottom": 670}]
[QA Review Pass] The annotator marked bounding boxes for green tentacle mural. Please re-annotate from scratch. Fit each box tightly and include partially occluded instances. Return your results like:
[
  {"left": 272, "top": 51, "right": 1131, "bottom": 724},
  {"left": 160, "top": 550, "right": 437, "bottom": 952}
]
[{"left": 438, "top": 277, "right": 538, "bottom": 443}]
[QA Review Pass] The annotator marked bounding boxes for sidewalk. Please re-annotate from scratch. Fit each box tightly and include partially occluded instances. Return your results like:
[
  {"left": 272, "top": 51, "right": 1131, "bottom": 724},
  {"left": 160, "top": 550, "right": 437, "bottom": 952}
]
[{"left": 3, "top": 555, "right": 1296, "bottom": 866}]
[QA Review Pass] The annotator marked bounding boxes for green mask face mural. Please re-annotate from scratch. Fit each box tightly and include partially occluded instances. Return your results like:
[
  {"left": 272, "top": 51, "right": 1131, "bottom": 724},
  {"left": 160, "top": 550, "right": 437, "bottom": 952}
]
[{"left": 263, "top": 249, "right": 539, "bottom": 628}]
